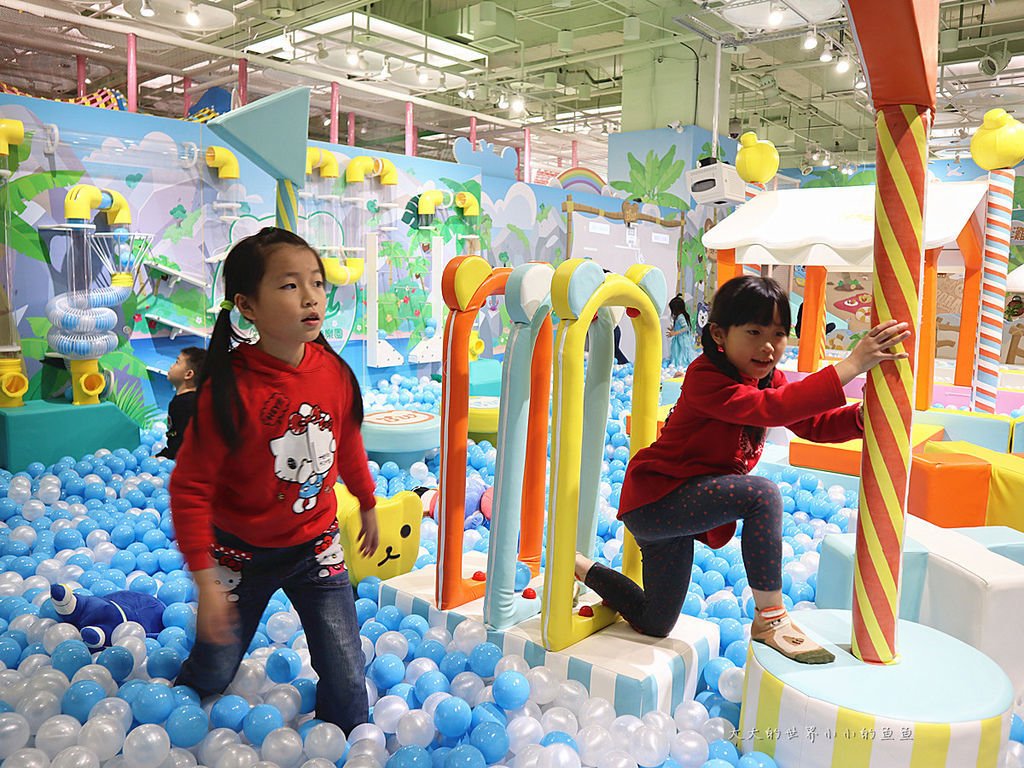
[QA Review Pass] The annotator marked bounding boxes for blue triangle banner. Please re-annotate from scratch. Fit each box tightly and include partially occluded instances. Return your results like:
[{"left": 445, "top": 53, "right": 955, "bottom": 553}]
[{"left": 207, "top": 87, "right": 311, "bottom": 186}]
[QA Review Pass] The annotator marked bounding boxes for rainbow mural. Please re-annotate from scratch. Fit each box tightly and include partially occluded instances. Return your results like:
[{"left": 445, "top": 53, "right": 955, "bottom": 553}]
[{"left": 556, "top": 167, "right": 607, "bottom": 195}]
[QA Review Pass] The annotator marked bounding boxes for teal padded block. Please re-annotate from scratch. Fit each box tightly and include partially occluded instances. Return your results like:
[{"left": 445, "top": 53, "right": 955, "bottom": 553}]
[
  {"left": 914, "top": 408, "right": 1012, "bottom": 452},
  {"left": 955, "top": 526, "right": 1024, "bottom": 567},
  {"left": 660, "top": 380, "right": 682, "bottom": 406},
  {"left": 0, "top": 400, "right": 140, "bottom": 471},
  {"left": 815, "top": 534, "right": 929, "bottom": 622},
  {"left": 468, "top": 358, "right": 502, "bottom": 397},
  {"left": 1013, "top": 417, "right": 1024, "bottom": 454}
]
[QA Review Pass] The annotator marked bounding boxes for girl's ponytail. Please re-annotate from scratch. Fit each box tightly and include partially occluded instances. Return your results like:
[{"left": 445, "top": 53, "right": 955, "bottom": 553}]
[
  {"left": 194, "top": 304, "right": 245, "bottom": 449},
  {"left": 313, "top": 334, "right": 364, "bottom": 427}
]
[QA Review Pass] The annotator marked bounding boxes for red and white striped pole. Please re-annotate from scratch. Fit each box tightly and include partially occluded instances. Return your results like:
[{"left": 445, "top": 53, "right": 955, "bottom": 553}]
[{"left": 126, "top": 34, "right": 137, "bottom": 112}]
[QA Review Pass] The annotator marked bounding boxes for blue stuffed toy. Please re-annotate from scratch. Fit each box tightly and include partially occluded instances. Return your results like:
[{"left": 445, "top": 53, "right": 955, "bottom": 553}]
[{"left": 50, "top": 584, "right": 166, "bottom": 650}]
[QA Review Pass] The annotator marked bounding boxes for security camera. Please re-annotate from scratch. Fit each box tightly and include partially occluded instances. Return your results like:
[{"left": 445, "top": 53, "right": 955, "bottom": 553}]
[
  {"left": 666, "top": 120, "right": 684, "bottom": 133},
  {"left": 728, "top": 116, "right": 742, "bottom": 139},
  {"left": 800, "top": 163, "right": 813, "bottom": 176}
]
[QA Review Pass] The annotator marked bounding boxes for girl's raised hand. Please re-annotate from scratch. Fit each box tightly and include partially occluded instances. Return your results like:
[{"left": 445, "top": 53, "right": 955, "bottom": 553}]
[{"left": 835, "top": 320, "right": 912, "bottom": 384}]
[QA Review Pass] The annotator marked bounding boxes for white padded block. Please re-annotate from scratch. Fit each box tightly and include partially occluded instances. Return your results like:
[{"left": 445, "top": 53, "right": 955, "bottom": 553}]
[{"left": 906, "top": 515, "right": 1024, "bottom": 700}]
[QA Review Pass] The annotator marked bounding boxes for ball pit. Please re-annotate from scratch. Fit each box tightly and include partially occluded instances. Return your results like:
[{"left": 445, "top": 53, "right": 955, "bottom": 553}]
[{"left": 0, "top": 365, "right": 1021, "bottom": 768}]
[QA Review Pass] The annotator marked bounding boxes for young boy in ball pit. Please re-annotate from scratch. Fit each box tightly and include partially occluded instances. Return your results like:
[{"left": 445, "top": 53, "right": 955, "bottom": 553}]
[{"left": 157, "top": 346, "right": 205, "bottom": 460}]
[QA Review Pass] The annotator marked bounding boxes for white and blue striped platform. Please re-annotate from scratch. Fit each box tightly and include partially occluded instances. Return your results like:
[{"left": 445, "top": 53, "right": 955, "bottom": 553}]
[{"left": 377, "top": 552, "right": 719, "bottom": 718}]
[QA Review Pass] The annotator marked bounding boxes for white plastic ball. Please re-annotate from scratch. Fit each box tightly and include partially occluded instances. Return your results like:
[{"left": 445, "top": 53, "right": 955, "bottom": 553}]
[
  {"left": 265, "top": 613, "right": 300, "bottom": 645},
  {"left": 403, "top": 657, "right": 437, "bottom": 685},
  {"left": 452, "top": 621, "right": 487, "bottom": 655},
  {"left": 303, "top": 723, "right": 346, "bottom": 762},
  {"left": 421, "top": 627, "right": 451, "bottom": 647},
  {"left": 578, "top": 698, "right": 615, "bottom": 730},
  {"left": 361, "top": 636, "right": 375, "bottom": 667},
  {"left": 507, "top": 717, "right": 543, "bottom": 754},
  {"left": 609, "top": 716, "right": 643, "bottom": 751},
  {"left": 577, "top": 725, "right": 614, "bottom": 767},
  {"left": 0, "top": 713, "right": 32, "bottom": 757},
  {"left": 450, "top": 672, "right": 484, "bottom": 704},
  {"left": 262, "top": 685, "right": 301, "bottom": 723},
  {"left": 374, "top": 632, "right": 408, "bottom": 661},
  {"left": 160, "top": 748, "right": 197, "bottom": 768},
  {"left": 229, "top": 660, "right": 267, "bottom": 698},
  {"left": 123, "top": 724, "right": 170, "bottom": 768},
  {"left": 537, "top": 744, "right": 581, "bottom": 768},
  {"left": 198, "top": 730, "right": 241, "bottom": 768},
  {"left": 672, "top": 701, "right": 709, "bottom": 733},
  {"left": 395, "top": 710, "right": 434, "bottom": 748},
  {"left": 717, "top": 666, "right": 745, "bottom": 703},
  {"left": 87, "top": 698, "right": 133, "bottom": 731},
  {"left": 371, "top": 695, "right": 408, "bottom": 734},
  {"left": 49, "top": 746, "right": 99, "bottom": 768},
  {"left": 514, "top": 743, "right": 543, "bottom": 768},
  {"left": 595, "top": 751, "right": 636, "bottom": 768},
  {"left": 494, "top": 655, "right": 529, "bottom": 676},
  {"left": 110, "top": 623, "right": 146, "bottom": 644},
  {"left": 525, "top": 667, "right": 558, "bottom": 706},
  {"left": 213, "top": 744, "right": 258, "bottom": 768},
  {"left": 77, "top": 716, "right": 126, "bottom": 762},
  {"left": 699, "top": 717, "right": 733, "bottom": 744},
  {"left": 553, "top": 681, "right": 588, "bottom": 715},
  {"left": 668, "top": 730, "right": 709, "bottom": 768},
  {"left": 420, "top": 692, "right": 451, "bottom": 719},
  {"left": 260, "top": 728, "right": 303, "bottom": 768},
  {"left": 540, "top": 707, "right": 578, "bottom": 736},
  {"left": 628, "top": 726, "right": 669, "bottom": 768},
  {"left": 4, "top": 747, "right": 50, "bottom": 768},
  {"left": 17, "top": 691, "right": 62, "bottom": 734},
  {"left": 34, "top": 716, "right": 82, "bottom": 758}
]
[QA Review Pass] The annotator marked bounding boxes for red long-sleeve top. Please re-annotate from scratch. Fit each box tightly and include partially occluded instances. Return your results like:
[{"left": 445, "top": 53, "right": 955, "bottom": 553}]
[
  {"left": 169, "top": 342, "right": 376, "bottom": 572},
  {"left": 618, "top": 354, "right": 863, "bottom": 547}
]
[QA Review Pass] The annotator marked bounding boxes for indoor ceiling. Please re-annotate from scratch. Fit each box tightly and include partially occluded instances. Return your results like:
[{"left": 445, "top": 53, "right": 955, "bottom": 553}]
[{"left": 0, "top": 0, "right": 1022, "bottom": 176}]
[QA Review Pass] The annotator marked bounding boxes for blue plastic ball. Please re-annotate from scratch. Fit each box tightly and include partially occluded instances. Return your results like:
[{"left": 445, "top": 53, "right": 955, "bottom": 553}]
[
  {"left": 166, "top": 704, "right": 210, "bottom": 748},
  {"left": 703, "top": 657, "right": 735, "bottom": 690},
  {"left": 147, "top": 647, "right": 183, "bottom": 680},
  {"left": 243, "top": 704, "right": 284, "bottom": 746},
  {"left": 370, "top": 654, "right": 407, "bottom": 690},
  {"left": 469, "top": 721, "right": 510, "bottom": 764},
  {"left": 708, "top": 738, "right": 739, "bottom": 763},
  {"left": 61, "top": 680, "right": 106, "bottom": 723},
  {"left": 51, "top": 639, "right": 92, "bottom": 678},
  {"left": 491, "top": 671, "right": 530, "bottom": 710},
  {"left": 468, "top": 643, "right": 501, "bottom": 678},
  {"left": 434, "top": 696, "right": 472, "bottom": 738},
  {"left": 737, "top": 753, "right": 778, "bottom": 768},
  {"left": 211, "top": 694, "right": 250, "bottom": 731},
  {"left": 444, "top": 744, "right": 486, "bottom": 768},
  {"left": 132, "top": 684, "right": 176, "bottom": 724},
  {"left": 97, "top": 646, "right": 135, "bottom": 683},
  {"left": 387, "top": 745, "right": 432, "bottom": 768},
  {"left": 293, "top": 678, "right": 317, "bottom": 714},
  {"left": 267, "top": 648, "right": 303, "bottom": 683},
  {"left": 414, "top": 669, "right": 450, "bottom": 702}
]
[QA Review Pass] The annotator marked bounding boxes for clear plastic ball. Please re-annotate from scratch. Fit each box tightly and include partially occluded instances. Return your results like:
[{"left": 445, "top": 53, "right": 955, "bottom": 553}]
[
  {"left": 403, "top": 658, "right": 437, "bottom": 685},
  {"left": 161, "top": 747, "right": 198, "bottom": 768},
  {"left": 34, "top": 716, "right": 82, "bottom": 758},
  {"left": 699, "top": 717, "right": 733, "bottom": 744},
  {"left": 198, "top": 730, "right": 241, "bottom": 768},
  {"left": 49, "top": 745, "right": 99, "bottom": 768},
  {"left": 525, "top": 668, "right": 558, "bottom": 706},
  {"left": 594, "top": 751, "right": 636, "bottom": 768},
  {"left": 540, "top": 707, "right": 578, "bottom": 736},
  {"left": 452, "top": 621, "right": 488, "bottom": 655},
  {"left": 668, "top": 730, "right": 708, "bottom": 768},
  {"left": 640, "top": 711, "right": 674, "bottom": 736},
  {"left": 371, "top": 695, "right": 408, "bottom": 734},
  {"left": 717, "top": 666, "right": 745, "bottom": 703},
  {"left": 553, "top": 681, "right": 588, "bottom": 715},
  {"left": 77, "top": 715, "right": 126, "bottom": 761},
  {"left": 17, "top": 690, "right": 62, "bottom": 734},
  {"left": 578, "top": 698, "right": 615, "bottom": 730},
  {"left": 374, "top": 632, "right": 408, "bottom": 661},
  {"left": 110, "top": 623, "right": 146, "bottom": 644},
  {"left": 395, "top": 710, "right": 434, "bottom": 748},
  {"left": 87, "top": 698, "right": 133, "bottom": 731},
  {"left": 577, "top": 725, "right": 614, "bottom": 767},
  {"left": 0, "top": 713, "right": 32, "bottom": 757},
  {"left": 4, "top": 747, "right": 51, "bottom": 768},
  {"left": 213, "top": 744, "right": 258, "bottom": 768},
  {"left": 450, "top": 672, "right": 484, "bottom": 704},
  {"left": 609, "top": 716, "right": 643, "bottom": 751},
  {"left": 303, "top": 723, "right": 347, "bottom": 762},
  {"left": 229, "top": 660, "right": 267, "bottom": 698},
  {"left": 494, "top": 655, "right": 529, "bottom": 676},
  {"left": 347, "top": 723, "right": 385, "bottom": 750},
  {"left": 261, "top": 685, "right": 301, "bottom": 724},
  {"left": 537, "top": 744, "right": 581, "bottom": 768},
  {"left": 506, "top": 716, "right": 543, "bottom": 754},
  {"left": 265, "top": 613, "right": 300, "bottom": 645},
  {"left": 123, "top": 724, "right": 171, "bottom": 768},
  {"left": 259, "top": 728, "right": 304, "bottom": 768},
  {"left": 628, "top": 726, "right": 669, "bottom": 768},
  {"left": 672, "top": 701, "right": 709, "bottom": 733}
]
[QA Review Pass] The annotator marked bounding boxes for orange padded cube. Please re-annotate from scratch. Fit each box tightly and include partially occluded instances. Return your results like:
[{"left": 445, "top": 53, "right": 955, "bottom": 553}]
[
  {"left": 625, "top": 403, "right": 674, "bottom": 440},
  {"left": 789, "top": 422, "right": 945, "bottom": 476},
  {"left": 908, "top": 449, "right": 991, "bottom": 528}
]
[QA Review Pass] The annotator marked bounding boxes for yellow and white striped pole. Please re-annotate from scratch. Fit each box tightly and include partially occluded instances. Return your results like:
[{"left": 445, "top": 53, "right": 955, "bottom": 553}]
[{"left": 852, "top": 105, "right": 931, "bottom": 664}]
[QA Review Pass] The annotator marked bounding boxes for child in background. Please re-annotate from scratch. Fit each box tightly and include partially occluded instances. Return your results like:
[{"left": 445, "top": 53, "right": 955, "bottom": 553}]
[
  {"left": 157, "top": 346, "right": 205, "bottom": 460},
  {"left": 666, "top": 294, "right": 695, "bottom": 373},
  {"left": 170, "top": 227, "right": 378, "bottom": 733},
  {"left": 575, "top": 275, "right": 910, "bottom": 664}
]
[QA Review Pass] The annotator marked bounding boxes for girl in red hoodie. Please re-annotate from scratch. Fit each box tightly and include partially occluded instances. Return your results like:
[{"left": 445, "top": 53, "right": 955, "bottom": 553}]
[
  {"left": 170, "top": 228, "right": 378, "bottom": 732},
  {"left": 574, "top": 276, "right": 909, "bottom": 664}
]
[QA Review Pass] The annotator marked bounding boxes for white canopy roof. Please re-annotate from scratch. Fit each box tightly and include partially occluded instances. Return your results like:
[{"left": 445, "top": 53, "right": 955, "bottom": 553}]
[{"left": 702, "top": 180, "right": 988, "bottom": 272}]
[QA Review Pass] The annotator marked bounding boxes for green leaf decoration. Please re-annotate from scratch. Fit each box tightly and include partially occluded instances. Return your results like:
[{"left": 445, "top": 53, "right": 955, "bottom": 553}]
[{"left": 107, "top": 377, "right": 163, "bottom": 429}]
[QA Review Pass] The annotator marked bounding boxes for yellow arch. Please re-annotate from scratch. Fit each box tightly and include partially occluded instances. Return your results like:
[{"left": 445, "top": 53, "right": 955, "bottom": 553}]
[{"left": 541, "top": 260, "right": 664, "bottom": 651}]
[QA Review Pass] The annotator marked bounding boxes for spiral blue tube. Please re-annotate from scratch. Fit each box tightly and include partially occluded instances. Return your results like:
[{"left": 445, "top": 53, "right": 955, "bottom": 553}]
[{"left": 45, "top": 280, "right": 131, "bottom": 360}]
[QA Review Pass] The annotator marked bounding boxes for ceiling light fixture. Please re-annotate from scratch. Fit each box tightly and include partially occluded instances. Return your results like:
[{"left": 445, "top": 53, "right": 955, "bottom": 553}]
[
  {"left": 498, "top": 92, "right": 509, "bottom": 109},
  {"left": 854, "top": 72, "right": 867, "bottom": 89},
  {"left": 417, "top": 66, "right": 429, "bottom": 85},
  {"left": 623, "top": 15, "right": 640, "bottom": 41},
  {"left": 767, "top": 3, "right": 784, "bottom": 28},
  {"left": 436, "top": 74, "right": 447, "bottom": 92},
  {"left": 819, "top": 45, "right": 833, "bottom": 63},
  {"left": 345, "top": 46, "right": 359, "bottom": 66},
  {"left": 511, "top": 93, "right": 525, "bottom": 113},
  {"left": 557, "top": 30, "right": 573, "bottom": 53},
  {"left": 802, "top": 30, "right": 818, "bottom": 50},
  {"left": 185, "top": 2, "right": 200, "bottom": 26},
  {"left": 316, "top": 42, "right": 328, "bottom": 61},
  {"left": 377, "top": 58, "right": 391, "bottom": 81},
  {"left": 139, "top": 0, "right": 156, "bottom": 18},
  {"left": 466, "top": 86, "right": 476, "bottom": 100},
  {"left": 835, "top": 56, "right": 851, "bottom": 74}
]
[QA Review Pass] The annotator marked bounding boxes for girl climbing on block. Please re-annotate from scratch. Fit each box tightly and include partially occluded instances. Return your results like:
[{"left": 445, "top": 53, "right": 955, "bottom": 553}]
[
  {"left": 667, "top": 293, "right": 695, "bottom": 374},
  {"left": 170, "top": 227, "right": 379, "bottom": 731},
  {"left": 575, "top": 275, "right": 910, "bottom": 664}
]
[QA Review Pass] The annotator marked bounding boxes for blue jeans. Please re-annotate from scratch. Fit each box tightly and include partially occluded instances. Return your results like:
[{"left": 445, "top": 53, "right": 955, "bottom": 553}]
[{"left": 177, "top": 523, "right": 368, "bottom": 734}]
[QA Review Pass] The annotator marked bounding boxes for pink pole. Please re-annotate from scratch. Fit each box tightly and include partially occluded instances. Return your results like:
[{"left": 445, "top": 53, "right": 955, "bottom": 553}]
[
  {"left": 76, "top": 55, "right": 87, "bottom": 98},
  {"left": 571, "top": 140, "right": 579, "bottom": 167},
  {"left": 126, "top": 33, "right": 137, "bottom": 113},
  {"left": 329, "top": 82, "right": 340, "bottom": 144},
  {"left": 523, "top": 127, "right": 532, "bottom": 185},
  {"left": 469, "top": 116, "right": 477, "bottom": 147},
  {"left": 515, "top": 147, "right": 522, "bottom": 181},
  {"left": 238, "top": 58, "right": 248, "bottom": 106},
  {"left": 347, "top": 113, "right": 356, "bottom": 146},
  {"left": 182, "top": 76, "right": 192, "bottom": 119},
  {"left": 405, "top": 102, "right": 415, "bottom": 156}
]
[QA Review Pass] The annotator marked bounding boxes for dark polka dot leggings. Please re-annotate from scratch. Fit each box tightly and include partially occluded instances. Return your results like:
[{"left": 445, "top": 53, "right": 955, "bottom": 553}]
[{"left": 584, "top": 474, "right": 783, "bottom": 637}]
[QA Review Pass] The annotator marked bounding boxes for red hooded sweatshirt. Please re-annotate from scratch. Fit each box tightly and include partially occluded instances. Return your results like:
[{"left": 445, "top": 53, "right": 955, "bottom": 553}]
[
  {"left": 169, "top": 342, "right": 376, "bottom": 572},
  {"left": 618, "top": 354, "right": 862, "bottom": 548}
]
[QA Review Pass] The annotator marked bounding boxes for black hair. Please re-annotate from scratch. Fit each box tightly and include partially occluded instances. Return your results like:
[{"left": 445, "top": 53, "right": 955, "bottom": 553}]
[
  {"left": 195, "top": 227, "right": 364, "bottom": 450},
  {"left": 668, "top": 294, "right": 691, "bottom": 329},
  {"left": 700, "top": 275, "right": 791, "bottom": 389},
  {"left": 179, "top": 346, "right": 206, "bottom": 373}
]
